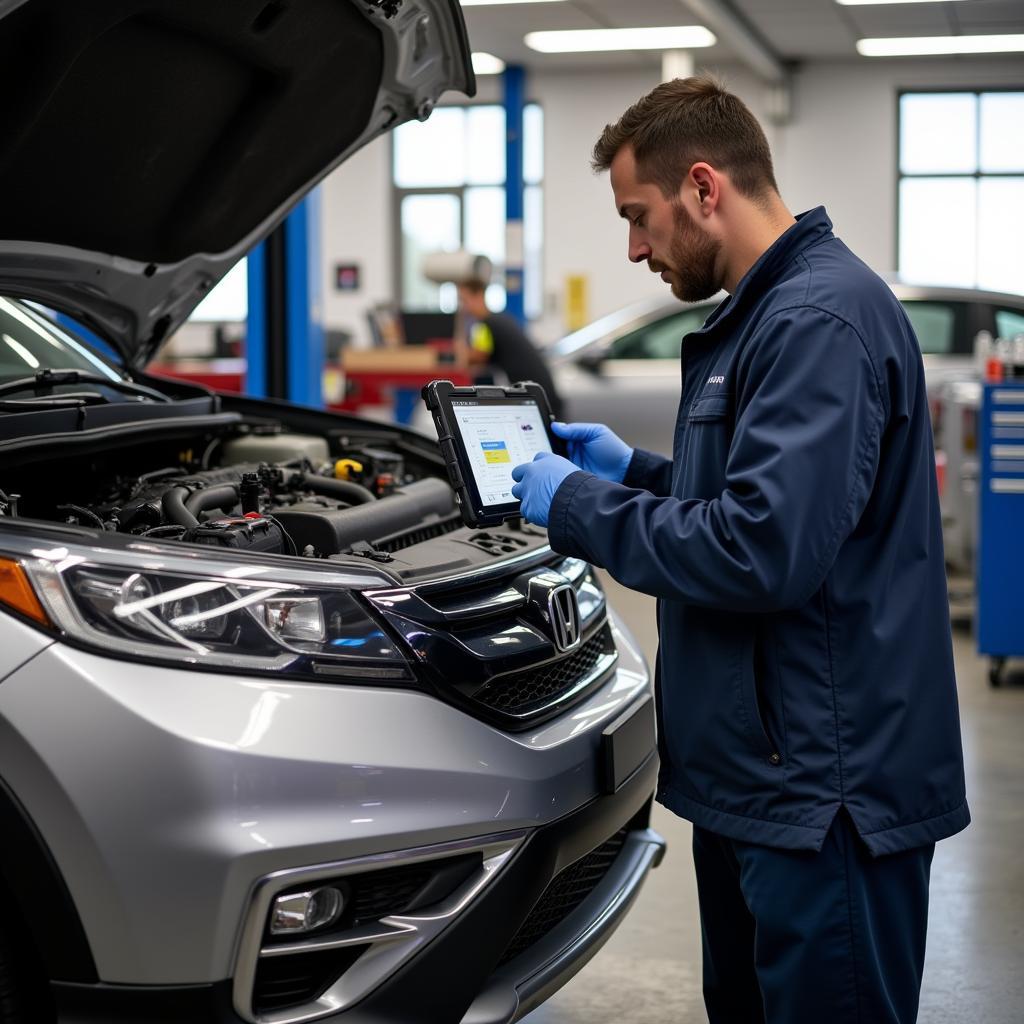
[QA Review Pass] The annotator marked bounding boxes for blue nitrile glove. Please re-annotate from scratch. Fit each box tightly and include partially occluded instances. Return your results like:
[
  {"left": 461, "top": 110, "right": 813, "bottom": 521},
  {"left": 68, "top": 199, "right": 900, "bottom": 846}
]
[
  {"left": 551, "top": 422, "right": 633, "bottom": 483},
  {"left": 510, "top": 451, "right": 580, "bottom": 528}
]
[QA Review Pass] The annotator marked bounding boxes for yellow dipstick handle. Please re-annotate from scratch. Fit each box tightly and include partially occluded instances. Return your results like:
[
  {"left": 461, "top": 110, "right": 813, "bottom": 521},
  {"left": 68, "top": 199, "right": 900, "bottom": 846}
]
[{"left": 335, "top": 459, "right": 364, "bottom": 481}]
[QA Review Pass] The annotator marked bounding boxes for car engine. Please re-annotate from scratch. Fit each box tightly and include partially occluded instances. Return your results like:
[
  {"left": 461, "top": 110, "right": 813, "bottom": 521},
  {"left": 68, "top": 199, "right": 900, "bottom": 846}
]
[{"left": 3, "top": 427, "right": 463, "bottom": 561}]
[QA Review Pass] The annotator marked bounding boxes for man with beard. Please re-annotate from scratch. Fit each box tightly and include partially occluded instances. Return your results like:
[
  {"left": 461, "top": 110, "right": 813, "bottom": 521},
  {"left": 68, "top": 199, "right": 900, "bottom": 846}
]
[{"left": 511, "top": 77, "right": 967, "bottom": 1024}]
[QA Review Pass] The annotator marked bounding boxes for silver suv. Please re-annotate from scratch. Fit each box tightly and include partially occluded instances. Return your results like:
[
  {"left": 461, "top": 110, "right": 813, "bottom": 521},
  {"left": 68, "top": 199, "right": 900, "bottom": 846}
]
[{"left": 0, "top": 3, "right": 662, "bottom": 1022}]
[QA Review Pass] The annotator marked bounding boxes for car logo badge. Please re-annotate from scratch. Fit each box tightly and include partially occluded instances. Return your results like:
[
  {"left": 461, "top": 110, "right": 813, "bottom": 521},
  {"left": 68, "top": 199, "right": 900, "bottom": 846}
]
[{"left": 548, "top": 585, "right": 581, "bottom": 653}]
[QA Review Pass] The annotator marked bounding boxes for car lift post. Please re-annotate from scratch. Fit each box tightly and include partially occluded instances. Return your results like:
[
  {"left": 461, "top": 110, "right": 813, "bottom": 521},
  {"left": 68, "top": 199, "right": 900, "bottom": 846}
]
[
  {"left": 245, "top": 189, "right": 325, "bottom": 405},
  {"left": 503, "top": 64, "right": 526, "bottom": 326}
]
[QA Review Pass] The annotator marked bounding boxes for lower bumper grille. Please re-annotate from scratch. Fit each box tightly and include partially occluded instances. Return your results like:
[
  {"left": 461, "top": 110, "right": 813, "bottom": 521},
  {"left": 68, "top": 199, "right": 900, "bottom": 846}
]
[
  {"left": 253, "top": 946, "right": 368, "bottom": 1014},
  {"left": 497, "top": 829, "right": 628, "bottom": 968}
]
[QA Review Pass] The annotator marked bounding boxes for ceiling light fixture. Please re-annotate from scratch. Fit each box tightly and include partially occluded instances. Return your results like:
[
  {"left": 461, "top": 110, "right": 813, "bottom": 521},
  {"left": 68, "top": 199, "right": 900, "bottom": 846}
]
[
  {"left": 461, "top": 0, "right": 563, "bottom": 6},
  {"left": 525, "top": 26, "right": 716, "bottom": 54},
  {"left": 857, "top": 33, "right": 1024, "bottom": 56},
  {"left": 471, "top": 52, "right": 507, "bottom": 75},
  {"left": 838, "top": 0, "right": 969, "bottom": 5}
]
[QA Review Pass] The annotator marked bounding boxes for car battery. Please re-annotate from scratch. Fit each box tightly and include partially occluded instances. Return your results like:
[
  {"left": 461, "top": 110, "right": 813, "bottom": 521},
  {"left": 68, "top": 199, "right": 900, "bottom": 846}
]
[{"left": 187, "top": 514, "right": 286, "bottom": 553}]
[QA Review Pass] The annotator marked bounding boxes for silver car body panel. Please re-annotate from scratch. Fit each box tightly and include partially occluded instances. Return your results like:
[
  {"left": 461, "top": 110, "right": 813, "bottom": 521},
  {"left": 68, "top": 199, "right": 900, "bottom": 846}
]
[
  {"left": 0, "top": 609, "right": 51, "bottom": 679},
  {"left": 0, "top": 606, "right": 649, "bottom": 986}
]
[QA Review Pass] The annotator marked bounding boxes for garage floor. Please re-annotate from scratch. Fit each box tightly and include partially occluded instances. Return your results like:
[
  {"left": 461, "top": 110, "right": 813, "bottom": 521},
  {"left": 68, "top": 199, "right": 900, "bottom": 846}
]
[{"left": 523, "top": 573, "right": 1023, "bottom": 1024}]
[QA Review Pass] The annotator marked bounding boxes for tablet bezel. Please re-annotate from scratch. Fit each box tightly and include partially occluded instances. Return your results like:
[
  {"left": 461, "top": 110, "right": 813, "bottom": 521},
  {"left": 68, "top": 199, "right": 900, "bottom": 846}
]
[{"left": 422, "top": 379, "right": 565, "bottom": 528}]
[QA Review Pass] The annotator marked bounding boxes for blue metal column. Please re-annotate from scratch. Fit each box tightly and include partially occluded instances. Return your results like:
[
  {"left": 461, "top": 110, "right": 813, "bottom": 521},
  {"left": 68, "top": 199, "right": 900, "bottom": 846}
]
[
  {"left": 503, "top": 65, "right": 526, "bottom": 325},
  {"left": 244, "top": 242, "right": 268, "bottom": 398},
  {"left": 284, "top": 187, "right": 325, "bottom": 407},
  {"left": 244, "top": 189, "right": 324, "bottom": 405}
]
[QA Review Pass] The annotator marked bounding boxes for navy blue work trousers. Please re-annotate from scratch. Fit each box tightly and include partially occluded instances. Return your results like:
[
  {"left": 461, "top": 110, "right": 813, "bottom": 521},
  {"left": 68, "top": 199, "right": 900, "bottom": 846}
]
[{"left": 693, "top": 810, "right": 935, "bottom": 1024}]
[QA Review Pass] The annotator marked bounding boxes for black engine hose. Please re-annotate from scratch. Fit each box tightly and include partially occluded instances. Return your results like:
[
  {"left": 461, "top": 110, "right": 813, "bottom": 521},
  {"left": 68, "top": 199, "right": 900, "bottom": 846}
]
[
  {"left": 299, "top": 474, "right": 376, "bottom": 505},
  {"left": 162, "top": 485, "right": 239, "bottom": 528},
  {"left": 161, "top": 487, "right": 197, "bottom": 528},
  {"left": 185, "top": 485, "right": 240, "bottom": 519}
]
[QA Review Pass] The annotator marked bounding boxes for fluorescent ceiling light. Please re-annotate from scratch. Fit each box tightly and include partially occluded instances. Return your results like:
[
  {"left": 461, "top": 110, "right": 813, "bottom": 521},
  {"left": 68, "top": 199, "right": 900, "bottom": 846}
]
[
  {"left": 838, "top": 0, "right": 969, "bottom": 5},
  {"left": 472, "top": 52, "right": 507, "bottom": 75},
  {"left": 526, "top": 26, "right": 716, "bottom": 53},
  {"left": 857, "top": 33, "right": 1024, "bottom": 56},
  {"left": 461, "top": 0, "right": 563, "bottom": 6}
]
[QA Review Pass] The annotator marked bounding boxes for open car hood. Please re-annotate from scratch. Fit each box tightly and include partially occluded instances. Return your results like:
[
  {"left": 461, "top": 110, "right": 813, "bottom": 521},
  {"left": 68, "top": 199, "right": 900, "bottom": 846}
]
[{"left": 0, "top": 0, "right": 474, "bottom": 368}]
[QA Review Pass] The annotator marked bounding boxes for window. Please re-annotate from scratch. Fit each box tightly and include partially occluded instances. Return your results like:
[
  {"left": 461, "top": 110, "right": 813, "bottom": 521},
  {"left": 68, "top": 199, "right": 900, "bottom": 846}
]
[
  {"left": 898, "top": 91, "right": 1024, "bottom": 296},
  {"left": 607, "top": 307, "right": 711, "bottom": 360},
  {"left": 898, "top": 301, "right": 957, "bottom": 355},
  {"left": 996, "top": 307, "right": 1024, "bottom": 340},
  {"left": 393, "top": 104, "right": 543, "bottom": 318}
]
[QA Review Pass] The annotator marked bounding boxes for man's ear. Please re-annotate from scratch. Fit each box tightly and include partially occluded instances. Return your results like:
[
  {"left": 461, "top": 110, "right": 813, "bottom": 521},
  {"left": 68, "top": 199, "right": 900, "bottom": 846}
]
[{"left": 690, "top": 163, "right": 719, "bottom": 215}]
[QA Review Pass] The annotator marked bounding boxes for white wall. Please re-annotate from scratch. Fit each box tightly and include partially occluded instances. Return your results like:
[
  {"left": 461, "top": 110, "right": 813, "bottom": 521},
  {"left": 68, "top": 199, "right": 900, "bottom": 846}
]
[
  {"left": 320, "top": 134, "right": 393, "bottom": 348},
  {"left": 318, "top": 56, "right": 1023, "bottom": 349}
]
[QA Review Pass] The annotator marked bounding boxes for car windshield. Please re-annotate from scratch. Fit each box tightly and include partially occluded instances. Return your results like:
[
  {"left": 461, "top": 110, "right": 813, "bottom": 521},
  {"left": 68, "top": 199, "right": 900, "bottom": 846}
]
[{"left": 0, "top": 297, "right": 122, "bottom": 383}]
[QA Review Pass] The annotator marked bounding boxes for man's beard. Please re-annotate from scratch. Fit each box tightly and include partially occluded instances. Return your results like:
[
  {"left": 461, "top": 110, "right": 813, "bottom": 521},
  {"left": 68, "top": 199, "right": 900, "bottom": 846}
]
[{"left": 651, "top": 201, "right": 722, "bottom": 303}]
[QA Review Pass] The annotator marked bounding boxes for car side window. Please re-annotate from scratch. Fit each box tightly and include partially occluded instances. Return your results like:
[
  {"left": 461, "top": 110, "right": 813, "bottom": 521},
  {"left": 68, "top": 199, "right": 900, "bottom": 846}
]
[
  {"left": 899, "top": 301, "right": 956, "bottom": 355},
  {"left": 606, "top": 308, "right": 710, "bottom": 360},
  {"left": 996, "top": 308, "right": 1024, "bottom": 339}
]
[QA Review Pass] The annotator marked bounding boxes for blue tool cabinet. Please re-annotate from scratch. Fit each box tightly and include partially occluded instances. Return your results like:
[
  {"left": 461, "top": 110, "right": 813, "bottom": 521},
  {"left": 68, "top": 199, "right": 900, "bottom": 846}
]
[{"left": 976, "top": 381, "right": 1024, "bottom": 686}]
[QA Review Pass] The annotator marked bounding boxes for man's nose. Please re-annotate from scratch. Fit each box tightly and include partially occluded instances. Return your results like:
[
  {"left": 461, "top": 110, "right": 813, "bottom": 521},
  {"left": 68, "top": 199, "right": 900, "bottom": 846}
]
[{"left": 628, "top": 234, "right": 651, "bottom": 264}]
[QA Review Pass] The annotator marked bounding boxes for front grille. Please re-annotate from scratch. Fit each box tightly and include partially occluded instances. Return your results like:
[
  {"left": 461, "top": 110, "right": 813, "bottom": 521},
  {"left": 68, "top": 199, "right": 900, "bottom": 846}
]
[
  {"left": 473, "top": 625, "right": 616, "bottom": 716},
  {"left": 253, "top": 946, "right": 368, "bottom": 1014},
  {"left": 497, "top": 830, "right": 628, "bottom": 967}
]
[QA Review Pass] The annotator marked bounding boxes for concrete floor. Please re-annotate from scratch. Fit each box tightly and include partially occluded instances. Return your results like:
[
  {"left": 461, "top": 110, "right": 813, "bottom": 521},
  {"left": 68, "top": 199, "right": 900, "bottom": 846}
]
[{"left": 523, "top": 573, "right": 1024, "bottom": 1024}]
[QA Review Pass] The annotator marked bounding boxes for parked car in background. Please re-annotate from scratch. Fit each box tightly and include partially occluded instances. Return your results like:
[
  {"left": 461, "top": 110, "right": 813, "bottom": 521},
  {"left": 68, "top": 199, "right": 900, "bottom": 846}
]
[{"left": 552, "top": 283, "right": 1024, "bottom": 457}]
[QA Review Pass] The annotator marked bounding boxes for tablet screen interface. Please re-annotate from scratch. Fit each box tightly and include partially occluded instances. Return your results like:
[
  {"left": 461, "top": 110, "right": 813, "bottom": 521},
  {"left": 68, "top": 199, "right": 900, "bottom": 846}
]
[{"left": 452, "top": 398, "right": 552, "bottom": 508}]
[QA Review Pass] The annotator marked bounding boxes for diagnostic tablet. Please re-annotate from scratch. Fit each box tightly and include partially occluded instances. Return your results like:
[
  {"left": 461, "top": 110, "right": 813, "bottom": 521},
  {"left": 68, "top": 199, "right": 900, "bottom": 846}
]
[{"left": 422, "top": 380, "right": 565, "bottom": 528}]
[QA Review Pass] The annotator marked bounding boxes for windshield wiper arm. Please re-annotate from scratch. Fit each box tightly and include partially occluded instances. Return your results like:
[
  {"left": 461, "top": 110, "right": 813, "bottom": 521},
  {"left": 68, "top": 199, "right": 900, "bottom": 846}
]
[{"left": 0, "top": 368, "right": 171, "bottom": 403}]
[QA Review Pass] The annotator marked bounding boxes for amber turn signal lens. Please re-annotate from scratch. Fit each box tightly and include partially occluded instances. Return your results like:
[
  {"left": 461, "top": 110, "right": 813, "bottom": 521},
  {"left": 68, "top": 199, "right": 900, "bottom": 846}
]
[{"left": 0, "top": 557, "right": 50, "bottom": 626}]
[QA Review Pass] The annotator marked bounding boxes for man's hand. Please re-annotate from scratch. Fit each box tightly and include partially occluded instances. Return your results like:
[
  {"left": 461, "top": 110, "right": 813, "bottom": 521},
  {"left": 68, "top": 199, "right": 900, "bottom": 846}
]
[
  {"left": 551, "top": 422, "right": 633, "bottom": 483},
  {"left": 510, "top": 451, "right": 580, "bottom": 527}
]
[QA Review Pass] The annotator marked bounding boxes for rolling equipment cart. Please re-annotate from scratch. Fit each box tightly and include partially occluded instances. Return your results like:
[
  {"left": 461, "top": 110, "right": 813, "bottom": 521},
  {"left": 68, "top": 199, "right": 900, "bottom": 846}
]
[{"left": 977, "top": 381, "right": 1024, "bottom": 686}]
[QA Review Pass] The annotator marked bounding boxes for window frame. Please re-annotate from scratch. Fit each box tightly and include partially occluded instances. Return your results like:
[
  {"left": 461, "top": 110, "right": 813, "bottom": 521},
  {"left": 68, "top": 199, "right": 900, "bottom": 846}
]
[
  {"left": 895, "top": 86, "right": 1024, "bottom": 289},
  {"left": 390, "top": 100, "right": 543, "bottom": 315}
]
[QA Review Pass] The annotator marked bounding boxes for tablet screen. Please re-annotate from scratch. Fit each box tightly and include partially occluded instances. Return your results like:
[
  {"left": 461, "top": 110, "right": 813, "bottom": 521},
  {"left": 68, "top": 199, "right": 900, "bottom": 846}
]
[{"left": 451, "top": 398, "right": 552, "bottom": 507}]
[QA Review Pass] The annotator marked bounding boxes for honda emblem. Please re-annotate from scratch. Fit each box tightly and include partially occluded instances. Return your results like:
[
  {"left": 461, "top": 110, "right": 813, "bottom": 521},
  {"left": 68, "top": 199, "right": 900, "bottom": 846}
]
[{"left": 548, "top": 585, "right": 581, "bottom": 653}]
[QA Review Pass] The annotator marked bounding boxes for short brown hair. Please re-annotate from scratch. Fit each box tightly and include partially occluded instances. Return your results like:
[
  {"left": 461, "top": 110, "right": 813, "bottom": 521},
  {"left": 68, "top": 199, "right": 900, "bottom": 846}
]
[{"left": 592, "top": 75, "right": 778, "bottom": 201}]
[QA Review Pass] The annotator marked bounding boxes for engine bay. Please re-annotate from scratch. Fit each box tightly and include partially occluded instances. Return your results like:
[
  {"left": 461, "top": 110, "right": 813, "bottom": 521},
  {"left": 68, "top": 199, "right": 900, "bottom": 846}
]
[{"left": 0, "top": 409, "right": 547, "bottom": 579}]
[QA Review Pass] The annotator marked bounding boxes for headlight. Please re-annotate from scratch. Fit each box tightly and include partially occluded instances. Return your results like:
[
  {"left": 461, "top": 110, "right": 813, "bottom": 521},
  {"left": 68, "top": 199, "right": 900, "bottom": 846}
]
[{"left": 3, "top": 536, "right": 411, "bottom": 681}]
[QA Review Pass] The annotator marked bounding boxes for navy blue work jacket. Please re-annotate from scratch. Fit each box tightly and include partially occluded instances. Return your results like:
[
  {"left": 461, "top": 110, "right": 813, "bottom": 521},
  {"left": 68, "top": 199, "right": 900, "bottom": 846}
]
[{"left": 549, "top": 208, "right": 969, "bottom": 854}]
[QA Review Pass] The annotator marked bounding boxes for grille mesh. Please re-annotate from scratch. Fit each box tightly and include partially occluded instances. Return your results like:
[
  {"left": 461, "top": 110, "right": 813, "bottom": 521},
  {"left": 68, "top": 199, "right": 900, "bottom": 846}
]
[
  {"left": 473, "top": 626, "right": 615, "bottom": 715},
  {"left": 497, "top": 830, "right": 628, "bottom": 967},
  {"left": 348, "top": 864, "right": 434, "bottom": 925},
  {"left": 253, "top": 946, "right": 368, "bottom": 1013}
]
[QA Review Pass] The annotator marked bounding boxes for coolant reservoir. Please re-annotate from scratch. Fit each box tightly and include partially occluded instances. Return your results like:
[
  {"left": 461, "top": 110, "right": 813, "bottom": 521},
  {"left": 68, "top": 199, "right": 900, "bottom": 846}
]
[{"left": 221, "top": 433, "right": 330, "bottom": 465}]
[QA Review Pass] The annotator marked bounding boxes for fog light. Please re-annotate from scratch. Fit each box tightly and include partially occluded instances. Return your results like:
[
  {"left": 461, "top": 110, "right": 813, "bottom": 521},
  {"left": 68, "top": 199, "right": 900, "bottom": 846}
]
[{"left": 269, "top": 887, "right": 344, "bottom": 935}]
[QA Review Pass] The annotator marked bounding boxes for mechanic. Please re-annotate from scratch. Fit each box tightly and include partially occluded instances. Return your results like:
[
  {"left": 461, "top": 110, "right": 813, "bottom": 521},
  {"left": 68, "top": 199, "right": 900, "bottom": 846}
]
[
  {"left": 455, "top": 273, "right": 565, "bottom": 420},
  {"left": 511, "top": 76, "right": 968, "bottom": 1024}
]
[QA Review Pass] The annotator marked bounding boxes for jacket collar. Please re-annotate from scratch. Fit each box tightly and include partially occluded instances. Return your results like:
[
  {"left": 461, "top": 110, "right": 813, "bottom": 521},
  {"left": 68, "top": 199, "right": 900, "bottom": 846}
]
[{"left": 698, "top": 206, "right": 834, "bottom": 335}]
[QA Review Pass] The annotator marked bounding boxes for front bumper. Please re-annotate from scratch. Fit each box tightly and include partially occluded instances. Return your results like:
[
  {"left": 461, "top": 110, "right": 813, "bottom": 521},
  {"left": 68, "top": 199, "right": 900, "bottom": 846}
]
[
  {"left": 51, "top": 754, "right": 663, "bottom": 1024},
  {"left": 0, "top": 605, "right": 658, "bottom": 1022}
]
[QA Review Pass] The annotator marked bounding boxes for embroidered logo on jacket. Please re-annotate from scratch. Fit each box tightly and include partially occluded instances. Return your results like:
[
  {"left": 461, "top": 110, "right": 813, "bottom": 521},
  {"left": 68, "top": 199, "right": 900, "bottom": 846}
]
[{"left": 707, "top": 375, "right": 726, "bottom": 385}]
